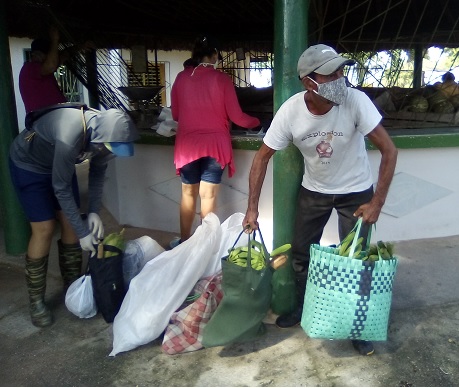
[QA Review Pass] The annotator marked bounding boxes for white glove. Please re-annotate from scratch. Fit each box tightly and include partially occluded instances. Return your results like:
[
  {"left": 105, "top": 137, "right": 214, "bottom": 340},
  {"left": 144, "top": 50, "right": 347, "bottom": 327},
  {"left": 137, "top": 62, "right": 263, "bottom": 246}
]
[
  {"left": 79, "top": 233, "right": 98, "bottom": 254},
  {"left": 87, "top": 212, "right": 104, "bottom": 239}
]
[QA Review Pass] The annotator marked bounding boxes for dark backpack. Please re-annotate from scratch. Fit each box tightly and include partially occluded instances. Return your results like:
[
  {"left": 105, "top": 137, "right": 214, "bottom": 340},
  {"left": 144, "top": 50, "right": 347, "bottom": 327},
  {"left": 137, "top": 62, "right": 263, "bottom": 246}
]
[{"left": 88, "top": 244, "right": 126, "bottom": 323}]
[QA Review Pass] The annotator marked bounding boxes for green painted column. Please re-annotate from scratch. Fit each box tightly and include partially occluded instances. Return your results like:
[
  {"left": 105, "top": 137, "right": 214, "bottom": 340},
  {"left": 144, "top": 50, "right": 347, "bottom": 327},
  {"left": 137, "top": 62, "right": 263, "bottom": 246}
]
[
  {"left": 273, "top": 0, "right": 308, "bottom": 245},
  {"left": 270, "top": 0, "right": 308, "bottom": 315},
  {"left": 0, "top": 2, "right": 31, "bottom": 254}
]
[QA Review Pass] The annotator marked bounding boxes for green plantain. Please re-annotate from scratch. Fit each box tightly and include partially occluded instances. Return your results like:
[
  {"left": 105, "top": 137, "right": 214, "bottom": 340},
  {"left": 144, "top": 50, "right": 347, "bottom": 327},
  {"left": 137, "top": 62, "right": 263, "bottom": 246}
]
[
  {"left": 338, "top": 231, "right": 356, "bottom": 256},
  {"left": 270, "top": 243, "right": 291, "bottom": 257}
]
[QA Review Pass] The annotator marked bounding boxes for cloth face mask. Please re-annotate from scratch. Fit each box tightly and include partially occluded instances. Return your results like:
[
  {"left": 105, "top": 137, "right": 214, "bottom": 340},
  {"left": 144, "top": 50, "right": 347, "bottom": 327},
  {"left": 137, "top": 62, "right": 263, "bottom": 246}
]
[{"left": 308, "top": 76, "right": 348, "bottom": 105}]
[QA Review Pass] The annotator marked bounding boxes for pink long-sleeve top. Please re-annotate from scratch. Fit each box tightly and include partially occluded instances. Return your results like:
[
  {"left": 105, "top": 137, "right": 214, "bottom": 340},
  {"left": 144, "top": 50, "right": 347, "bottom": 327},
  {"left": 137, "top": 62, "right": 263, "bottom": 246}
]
[
  {"left": 19, "top": 62, "right": 66, "bottom": 113},
  {"left": 171, "top": 64, "right": 260, "bottom": 177}
]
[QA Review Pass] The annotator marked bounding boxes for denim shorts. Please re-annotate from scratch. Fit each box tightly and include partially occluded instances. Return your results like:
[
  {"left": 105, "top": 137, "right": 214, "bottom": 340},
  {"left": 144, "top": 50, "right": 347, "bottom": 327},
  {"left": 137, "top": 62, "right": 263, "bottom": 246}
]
[
  {"left": 9, "top": 159, "right": 80, "bottom": 222},
  {"left": 179, "top": 157, "right": 224, "bottom": 184}
]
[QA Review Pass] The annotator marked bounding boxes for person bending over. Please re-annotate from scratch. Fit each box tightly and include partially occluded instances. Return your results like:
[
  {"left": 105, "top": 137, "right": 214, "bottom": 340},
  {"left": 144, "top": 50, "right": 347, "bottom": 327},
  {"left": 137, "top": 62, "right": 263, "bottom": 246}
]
[{"left": 9, "top": 104, "right": 139, "bottom": 327}]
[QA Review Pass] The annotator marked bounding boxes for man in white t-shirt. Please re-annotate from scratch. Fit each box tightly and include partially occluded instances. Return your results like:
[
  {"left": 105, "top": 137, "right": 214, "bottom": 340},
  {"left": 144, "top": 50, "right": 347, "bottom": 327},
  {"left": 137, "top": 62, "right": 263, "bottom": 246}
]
[{"left": 243, "top": 44, "right": 398, "bottom": 356}]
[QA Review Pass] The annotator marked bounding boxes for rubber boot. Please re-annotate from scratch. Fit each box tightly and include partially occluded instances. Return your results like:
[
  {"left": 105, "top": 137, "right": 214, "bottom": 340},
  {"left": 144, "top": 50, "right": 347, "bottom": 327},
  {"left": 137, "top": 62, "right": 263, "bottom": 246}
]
[
  {"left": 58, "top": 239, "right": 83, "bottom": 289},
  {"left": 25, "top": 255, "right": 53, "bottom": 327},
  {"left": 275, "top": 274, "right": 307, "bottom": 328}
]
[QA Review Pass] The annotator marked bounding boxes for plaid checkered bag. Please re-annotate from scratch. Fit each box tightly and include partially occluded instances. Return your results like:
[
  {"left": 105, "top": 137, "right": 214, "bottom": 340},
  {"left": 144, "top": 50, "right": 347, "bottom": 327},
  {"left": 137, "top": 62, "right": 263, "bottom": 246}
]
[
  {"left": 161, "top": 272, "right": 223, "bottom": 354},
  {"left": 301, "top": 219, "right": 398, "bottom": 341}
]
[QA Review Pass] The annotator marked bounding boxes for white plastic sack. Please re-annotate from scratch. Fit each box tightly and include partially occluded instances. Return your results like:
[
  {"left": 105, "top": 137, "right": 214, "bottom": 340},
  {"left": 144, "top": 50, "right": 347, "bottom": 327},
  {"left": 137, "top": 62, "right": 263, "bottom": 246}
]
[
  {"left": 65, "top": 274, "right": 97, "bottom": 319},
  {"left": 201, "top": 212, "right": 245, "bottom": 277},
  {"left": 122, "top": 236, "right": 165, "bottom": 289},
  {"left": 151, "top": 107, "right": 177, "bottom": 136},
  {"left": 110, "top": 213, "right": 222, "bottom": 356}
]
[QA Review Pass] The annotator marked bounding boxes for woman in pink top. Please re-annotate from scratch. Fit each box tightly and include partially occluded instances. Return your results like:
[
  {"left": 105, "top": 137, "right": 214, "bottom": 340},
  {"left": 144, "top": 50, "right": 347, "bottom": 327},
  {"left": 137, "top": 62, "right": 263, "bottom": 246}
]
[{"left": 171, "top": 35, "right": 260, "bottom": 246}]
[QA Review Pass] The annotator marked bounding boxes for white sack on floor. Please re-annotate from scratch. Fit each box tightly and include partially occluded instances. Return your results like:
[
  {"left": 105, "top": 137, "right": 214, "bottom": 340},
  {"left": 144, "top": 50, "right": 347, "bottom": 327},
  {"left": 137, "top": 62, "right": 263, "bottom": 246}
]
[
  {"left": 110, "top": 213, "right": 222, "bottom": 356},
  {"left": 122, "top": 236, "right": 165, "bottom": 289}
]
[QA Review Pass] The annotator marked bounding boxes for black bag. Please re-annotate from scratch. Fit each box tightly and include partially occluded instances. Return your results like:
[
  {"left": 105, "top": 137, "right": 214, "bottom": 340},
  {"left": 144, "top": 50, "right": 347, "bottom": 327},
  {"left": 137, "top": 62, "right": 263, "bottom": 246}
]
[{"left": 88, "top": 245, "right": 126, "bottom": 323}]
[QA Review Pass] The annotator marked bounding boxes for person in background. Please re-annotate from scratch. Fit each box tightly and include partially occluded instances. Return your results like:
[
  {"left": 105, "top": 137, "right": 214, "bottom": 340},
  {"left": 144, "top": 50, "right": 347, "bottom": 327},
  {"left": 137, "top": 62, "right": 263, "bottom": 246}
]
[
  {"left": 19, "top": 26, "right": 67, "bottom": 113},
  {"left": 243, "top": 44, "right": 397, "bottom": 356},
  {"left": 9, "top": 105, "right": 139, "bottom": 327},
  {"left": 19, "top": 25, "right": 93, "bottom": 114},
  {"left": 170, "top": 35, "right": 261, "bottom": 248},
  {"left": 434, "top": 71, "right": 459, "bottom": 98}
]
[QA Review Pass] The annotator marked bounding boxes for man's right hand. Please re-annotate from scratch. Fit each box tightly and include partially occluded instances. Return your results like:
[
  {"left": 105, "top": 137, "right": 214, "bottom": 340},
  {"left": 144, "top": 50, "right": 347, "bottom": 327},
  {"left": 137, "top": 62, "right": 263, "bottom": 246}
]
[
  {"left": 79, "top": 233, "right": 98, "bottom": 254},
  {"left": 242, "top": 209, "right": 259, "bottom": 233}
]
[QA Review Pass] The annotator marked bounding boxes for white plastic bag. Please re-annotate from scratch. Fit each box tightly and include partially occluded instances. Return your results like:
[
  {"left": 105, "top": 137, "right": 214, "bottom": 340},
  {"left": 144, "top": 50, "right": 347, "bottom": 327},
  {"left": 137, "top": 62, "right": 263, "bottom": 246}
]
[
  {"left": 122, "top": 236, "right": 165, "bottom": 289},
  {"left": 65, "top": 274, "right": 97, "bottom": 319},
  {"left": 201, "top": 212, "right": 245, "bottom": 277},
  {"left": 110, "top": 213, "right": 222, "bottom": 356}
]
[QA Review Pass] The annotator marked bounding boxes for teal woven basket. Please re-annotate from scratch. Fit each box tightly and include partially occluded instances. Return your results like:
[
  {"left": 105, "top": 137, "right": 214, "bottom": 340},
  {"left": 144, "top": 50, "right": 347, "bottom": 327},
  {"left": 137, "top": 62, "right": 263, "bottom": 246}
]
[{"left": 301, "top": 244, "right": 398, "bottom": 341}]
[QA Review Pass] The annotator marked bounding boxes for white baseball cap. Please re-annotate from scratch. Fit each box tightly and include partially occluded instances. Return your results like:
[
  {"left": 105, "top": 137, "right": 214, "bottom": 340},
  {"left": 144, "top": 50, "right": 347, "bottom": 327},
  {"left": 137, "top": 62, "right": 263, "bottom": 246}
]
[{"left": 297, "top": 44, "right": 355, "bottom": 79}]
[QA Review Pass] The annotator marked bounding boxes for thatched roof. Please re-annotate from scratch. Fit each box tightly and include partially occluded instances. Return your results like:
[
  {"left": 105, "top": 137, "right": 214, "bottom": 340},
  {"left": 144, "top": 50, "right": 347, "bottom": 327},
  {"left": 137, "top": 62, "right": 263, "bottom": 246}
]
[{"left": 5, "top": 0, "right": 459, "bottom": 53}]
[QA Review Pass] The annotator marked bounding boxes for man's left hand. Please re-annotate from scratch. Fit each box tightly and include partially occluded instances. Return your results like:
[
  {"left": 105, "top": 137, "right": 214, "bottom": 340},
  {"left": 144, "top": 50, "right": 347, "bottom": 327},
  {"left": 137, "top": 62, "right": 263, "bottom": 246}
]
[{"left": 353, "top": 201, "right": 382, "bottom": 224}]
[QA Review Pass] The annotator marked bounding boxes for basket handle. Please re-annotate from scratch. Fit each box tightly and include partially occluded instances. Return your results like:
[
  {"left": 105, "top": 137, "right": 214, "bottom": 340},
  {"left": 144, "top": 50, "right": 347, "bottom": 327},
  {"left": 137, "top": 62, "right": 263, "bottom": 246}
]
[{"left": 348, "top": 218, "right": 373, "bottom": 258}]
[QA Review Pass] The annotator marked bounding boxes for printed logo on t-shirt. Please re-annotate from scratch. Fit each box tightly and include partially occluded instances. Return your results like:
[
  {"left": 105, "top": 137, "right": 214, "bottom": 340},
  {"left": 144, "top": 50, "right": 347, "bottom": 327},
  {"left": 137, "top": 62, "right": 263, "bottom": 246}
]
[{"left": 316, "top": 140, "right": 333, "bottom": 158}]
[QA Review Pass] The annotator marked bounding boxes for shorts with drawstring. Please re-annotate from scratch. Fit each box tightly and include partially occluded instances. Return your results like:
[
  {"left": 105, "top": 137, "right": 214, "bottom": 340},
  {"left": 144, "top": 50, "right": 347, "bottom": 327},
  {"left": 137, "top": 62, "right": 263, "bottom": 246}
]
[
  {"left": 179, "top": 157, "right": 224, "bottom": 184},
  {"left": 8, "top": 158, "right": 80, "bottom": 222}
]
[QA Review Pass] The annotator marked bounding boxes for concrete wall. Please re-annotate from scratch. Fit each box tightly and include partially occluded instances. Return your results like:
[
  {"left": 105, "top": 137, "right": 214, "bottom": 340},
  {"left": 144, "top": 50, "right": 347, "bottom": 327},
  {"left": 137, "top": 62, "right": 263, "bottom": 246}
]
[
  {"left": 103, "top": 144, "right": 275, "bottom": 248},
  {"left": 319, "top": 146, "right": 459, "bottom": 244},
  {"left": 103, "top": 144, "right": 459, "bottom": 248}
]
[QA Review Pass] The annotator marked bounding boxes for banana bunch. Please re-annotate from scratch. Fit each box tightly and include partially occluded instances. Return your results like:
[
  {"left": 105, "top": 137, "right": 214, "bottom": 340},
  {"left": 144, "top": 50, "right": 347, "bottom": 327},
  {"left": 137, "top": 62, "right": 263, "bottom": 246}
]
[
  {"left": 227, "top": 242, "right": 292, "bottom": 270},
  {"left": 269, "top": 243, "right": 291, "bottom": 269},
  {"left": 227, "top": 240, "right": 267, "bottom": 270},
  {"left": 360, "top": 241, "right": 394, "bottom": 262},
  {"left": 338, "top": 230, "right": 364, "bottom": 258},
  {"left": 97, "top": 228, "right": 125, "bottom": 259}
]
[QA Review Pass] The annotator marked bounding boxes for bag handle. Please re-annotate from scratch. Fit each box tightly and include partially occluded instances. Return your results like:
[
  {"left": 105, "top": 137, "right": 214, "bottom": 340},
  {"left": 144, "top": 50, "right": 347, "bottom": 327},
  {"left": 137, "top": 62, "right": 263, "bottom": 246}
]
[
  {"left": 254, "top": 228, "right": 270, "bottom": 265},
  {"left": 229, "top": 229, "right": 246, "bottom": 252},
  {"left": 348, "top": 218, "right": 373, "bottom": 258},
  {"left": 246, "top": 228, "right": 270, "bottom": 269},
  {"left": 227, "top": 227, "right": 270, "bottom": 268}
]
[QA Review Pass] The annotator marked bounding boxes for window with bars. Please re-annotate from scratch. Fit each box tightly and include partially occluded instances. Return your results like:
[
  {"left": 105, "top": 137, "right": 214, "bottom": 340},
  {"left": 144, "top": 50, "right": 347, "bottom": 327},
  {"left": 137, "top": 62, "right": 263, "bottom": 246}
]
[
  {"left": 220, "top": 49, "right": 274, "bottom": 88},
  {"left": 126, "top": 62, "right": 166, "bottom": 105},
  {"left": 223, "top": 44, "right": 459, "bottom": 129},
  {"left": 220, "top": 49, "right": 274, "bottom": 131},
  {"left": 56, "top": 65, "right": 83, "bottom": 102}
]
